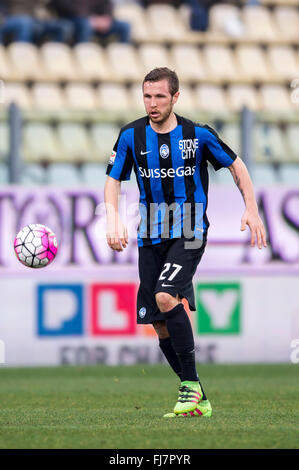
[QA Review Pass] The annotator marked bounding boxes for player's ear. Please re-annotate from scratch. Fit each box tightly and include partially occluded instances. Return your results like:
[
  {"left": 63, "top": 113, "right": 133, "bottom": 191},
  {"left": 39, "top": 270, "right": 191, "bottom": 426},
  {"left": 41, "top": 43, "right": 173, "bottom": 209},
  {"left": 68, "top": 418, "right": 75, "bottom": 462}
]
[{"left": 172, "top": 91, "right": 180, "bottom": 105}]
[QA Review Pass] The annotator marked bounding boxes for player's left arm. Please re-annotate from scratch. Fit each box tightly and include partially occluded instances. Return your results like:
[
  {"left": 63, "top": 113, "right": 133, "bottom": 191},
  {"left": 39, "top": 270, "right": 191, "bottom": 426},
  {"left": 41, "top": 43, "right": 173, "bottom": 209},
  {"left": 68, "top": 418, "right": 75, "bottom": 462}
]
[{"left": 228, "top": 156, "right": 267, "bottom": 249}]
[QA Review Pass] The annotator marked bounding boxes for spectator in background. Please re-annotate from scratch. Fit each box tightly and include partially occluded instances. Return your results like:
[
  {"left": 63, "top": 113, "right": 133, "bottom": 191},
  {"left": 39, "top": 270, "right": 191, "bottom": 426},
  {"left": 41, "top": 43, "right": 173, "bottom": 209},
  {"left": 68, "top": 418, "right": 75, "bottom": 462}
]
[
  {"left": 0, "top": 0, "right": 72, "bottom": 44},
  {"left": 49, "top": 0, "right": 131, "bottom": 44},
  {"left": 187, "top": 0, "right": 218, "bottom": 32}
]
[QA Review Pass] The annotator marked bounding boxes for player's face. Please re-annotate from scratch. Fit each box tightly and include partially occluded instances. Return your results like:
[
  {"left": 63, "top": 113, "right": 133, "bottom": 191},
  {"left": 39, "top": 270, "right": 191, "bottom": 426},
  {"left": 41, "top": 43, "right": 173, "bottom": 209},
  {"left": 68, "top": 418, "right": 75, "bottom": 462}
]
[{"left": 143, "top": 79, "right": 179, "bottom": 124}]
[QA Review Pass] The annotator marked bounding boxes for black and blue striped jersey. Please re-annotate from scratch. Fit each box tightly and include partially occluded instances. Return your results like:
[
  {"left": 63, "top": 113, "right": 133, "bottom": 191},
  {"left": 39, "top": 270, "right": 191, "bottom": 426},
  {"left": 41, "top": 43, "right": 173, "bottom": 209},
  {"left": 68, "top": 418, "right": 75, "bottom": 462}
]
[{"left": 106, "top": 114, "right": 237, "bottom": 247}]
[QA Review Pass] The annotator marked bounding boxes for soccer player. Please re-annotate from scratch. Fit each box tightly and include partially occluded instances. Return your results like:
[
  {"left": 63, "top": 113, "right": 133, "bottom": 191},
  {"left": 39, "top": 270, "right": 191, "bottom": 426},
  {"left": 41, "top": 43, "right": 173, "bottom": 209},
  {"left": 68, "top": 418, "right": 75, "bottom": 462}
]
[{"left": 104, "top": 68, "right": 267, "bottom": 418}]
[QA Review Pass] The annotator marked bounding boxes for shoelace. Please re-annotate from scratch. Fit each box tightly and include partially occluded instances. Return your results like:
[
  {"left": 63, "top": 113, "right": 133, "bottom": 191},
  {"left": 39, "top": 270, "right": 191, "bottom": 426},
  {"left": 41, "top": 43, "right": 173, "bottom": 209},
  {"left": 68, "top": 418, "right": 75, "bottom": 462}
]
[{"left": 178, "top": 385, "right": 199, "bottom": 403}]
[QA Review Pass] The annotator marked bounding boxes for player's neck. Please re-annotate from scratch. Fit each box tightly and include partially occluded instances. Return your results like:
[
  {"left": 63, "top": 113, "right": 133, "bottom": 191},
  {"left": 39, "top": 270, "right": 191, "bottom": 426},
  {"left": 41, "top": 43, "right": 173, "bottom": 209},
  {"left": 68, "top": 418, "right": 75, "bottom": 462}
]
[{"left": 149, "top": 112, "right": 177, "bottom": 134}]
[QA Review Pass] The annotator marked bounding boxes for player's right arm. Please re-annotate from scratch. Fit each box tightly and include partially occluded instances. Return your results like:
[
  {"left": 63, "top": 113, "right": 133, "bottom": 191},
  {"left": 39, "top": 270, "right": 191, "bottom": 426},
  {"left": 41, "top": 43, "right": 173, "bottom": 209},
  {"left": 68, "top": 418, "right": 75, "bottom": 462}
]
[
  {"left": 104, "top": 127, "right": 133, "bottom": 252},
  {"left": 104, "top": 176, "right": 128, "bottom": 252}
]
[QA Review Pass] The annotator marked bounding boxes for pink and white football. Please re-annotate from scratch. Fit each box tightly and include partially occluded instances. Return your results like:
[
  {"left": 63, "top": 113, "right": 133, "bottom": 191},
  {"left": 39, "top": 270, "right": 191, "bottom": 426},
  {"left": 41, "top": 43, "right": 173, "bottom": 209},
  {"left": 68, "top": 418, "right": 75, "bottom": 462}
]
[{"left": 14, "top": 224, "right": 58, "bottom": 268}]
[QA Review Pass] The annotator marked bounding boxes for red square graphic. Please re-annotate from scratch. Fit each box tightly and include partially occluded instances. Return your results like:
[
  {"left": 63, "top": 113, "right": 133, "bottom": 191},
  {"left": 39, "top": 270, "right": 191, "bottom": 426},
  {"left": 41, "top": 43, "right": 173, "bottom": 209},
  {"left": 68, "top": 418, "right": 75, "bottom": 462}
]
[{"left": 90, "top": 283, "right": 137, "bottom": 336}]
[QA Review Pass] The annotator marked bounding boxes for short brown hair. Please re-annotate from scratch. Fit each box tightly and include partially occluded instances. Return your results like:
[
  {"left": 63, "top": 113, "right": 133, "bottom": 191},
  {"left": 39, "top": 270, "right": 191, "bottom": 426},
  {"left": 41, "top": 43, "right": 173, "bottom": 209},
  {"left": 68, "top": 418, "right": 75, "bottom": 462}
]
[{"left": 143, "top": 67, "right": 179, "bottom": 96}]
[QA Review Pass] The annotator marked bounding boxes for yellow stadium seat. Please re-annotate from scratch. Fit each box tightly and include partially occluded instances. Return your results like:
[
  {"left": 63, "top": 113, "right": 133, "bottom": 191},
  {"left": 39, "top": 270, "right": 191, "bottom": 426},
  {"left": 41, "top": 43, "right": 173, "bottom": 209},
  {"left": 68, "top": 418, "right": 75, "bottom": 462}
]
[
  {"left": 106, "top": 43, "right": 142, "bottom": 83},
  {"left": 268, "top": 46, "right": 299, "bottom": 81},
  {"left": 65, "top": 83, "right": 97, "bottom": 110},
  {"left": 259, "top": 85, "right": 292, "bottom": 111},
  {"left": 31, "top": 83, "right": 66, "bottom": 109},
  {"left": 170, "top": 45, "right": 207, "bottom": 83},
  {"left": 274, "top": 7, "right": 299, "bottom": 42},
  {"left": 242, "top": 5, "right": 277, "bottom": 42},
  {"left": 209, "top": 4, "right": 245, "bottom": 38},
  {"left": 227, "top": 85, "right": 260, "bottom": 111},
  {"left": 0, "top": 45, "right": 13, "bottom": 80},
  {"left": 97, "top": 84, "right": 131, "bottom": 111},
  {"left": 41, "top": 42, "right": 79, "bottom": 82},
  {"left": 57, "top": 123, "right": 92, "bottom": 162},
  {"left": 203, "top": 45, "right": 239, "bottom": 83},
  {"left": 114, "top": 3, "right": 151, "bottom": 43},
  {"left": 138, "top": 44, "right": 173, "bottom": 75},
  {"left": 174, "top": 85, "right": 196, "bottom": 114},
  {"left": 220, "top": 123, "right": 241, "bottom": 156},
  {"left": 4, "top": 83, "right": 32, "bottom": 108},
  {"left": 235, "top": 45, "right": 272, "bottom": 83},
  {"left": 129, "top": 83, "right": 144, "bottom": 112},
  {"left": 194, "top": 85, "right": 228, "bottom": 112},
  {"left": 7, "top": 42, "right": 45, "bottom": 81},
  {"left": 73, "top": 43, "right": 111, "bottom": 82},
  {"left": 146, "top": 5, "right": 186, "bottom": 42},
  {"left": 90, "top": 123, "right": 120, "bottom": 163},
  {"left": 23, "top": 123, "right": 62, "bottom": 162}
]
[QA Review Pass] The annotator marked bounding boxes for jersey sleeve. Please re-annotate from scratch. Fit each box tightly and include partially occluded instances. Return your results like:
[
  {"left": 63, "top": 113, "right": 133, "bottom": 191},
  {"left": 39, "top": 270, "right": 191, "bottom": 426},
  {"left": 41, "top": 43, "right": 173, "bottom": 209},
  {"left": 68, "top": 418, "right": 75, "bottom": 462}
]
[
  {"left": 106, "top": 128, "right": 133, "bottom": 181},
  {"left": 202, "top": 125, "right": 237, "bottom": 171}
]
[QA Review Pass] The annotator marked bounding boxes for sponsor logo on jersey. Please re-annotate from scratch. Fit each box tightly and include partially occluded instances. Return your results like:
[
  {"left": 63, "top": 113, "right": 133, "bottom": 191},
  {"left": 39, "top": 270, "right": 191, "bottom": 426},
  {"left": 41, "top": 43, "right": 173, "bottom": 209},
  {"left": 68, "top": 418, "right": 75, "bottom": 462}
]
[
  {"left": 138, "top": 166, "right": 195, "bottom": 178},
  {"left": 179, "top": 139, "right": 199, "bottom": 159},
  {"left": 109, "top": 151, "right": 116, "bottom": 165},
  {"left": 160, "top": 144, "right": 169, "bottom": 159}
]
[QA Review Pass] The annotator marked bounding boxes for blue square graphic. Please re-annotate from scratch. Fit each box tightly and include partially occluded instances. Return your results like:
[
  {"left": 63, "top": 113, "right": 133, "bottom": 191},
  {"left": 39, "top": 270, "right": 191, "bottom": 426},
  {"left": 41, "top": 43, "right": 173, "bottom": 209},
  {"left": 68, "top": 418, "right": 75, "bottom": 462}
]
[{"left": 37, "top": 284, "right": 84, "bottom": 336}]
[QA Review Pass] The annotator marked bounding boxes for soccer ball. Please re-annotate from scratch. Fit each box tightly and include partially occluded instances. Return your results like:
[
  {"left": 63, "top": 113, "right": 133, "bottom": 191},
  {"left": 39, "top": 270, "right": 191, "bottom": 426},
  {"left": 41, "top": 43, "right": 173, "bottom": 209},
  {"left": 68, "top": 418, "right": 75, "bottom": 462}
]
[{"left": 14, "top": 224, "right": 58, "bottom": 268}]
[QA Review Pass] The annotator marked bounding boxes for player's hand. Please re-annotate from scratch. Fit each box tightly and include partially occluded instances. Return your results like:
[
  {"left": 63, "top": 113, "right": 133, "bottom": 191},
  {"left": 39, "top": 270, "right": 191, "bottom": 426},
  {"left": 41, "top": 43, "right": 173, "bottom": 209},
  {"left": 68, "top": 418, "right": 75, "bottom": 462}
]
[
  {"left": 106, "top": 221, "right": 128, "bottom": 252},
  {"left": 240, "top": 209, "right": 267, "bottom": 249}
]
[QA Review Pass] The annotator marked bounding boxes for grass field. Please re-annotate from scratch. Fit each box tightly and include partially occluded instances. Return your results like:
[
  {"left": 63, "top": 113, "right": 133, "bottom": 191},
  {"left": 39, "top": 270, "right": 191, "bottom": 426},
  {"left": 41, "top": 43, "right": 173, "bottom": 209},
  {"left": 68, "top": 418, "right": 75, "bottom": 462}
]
[{"left": 0, "top": 363, "right": 298, "bottom": 449}]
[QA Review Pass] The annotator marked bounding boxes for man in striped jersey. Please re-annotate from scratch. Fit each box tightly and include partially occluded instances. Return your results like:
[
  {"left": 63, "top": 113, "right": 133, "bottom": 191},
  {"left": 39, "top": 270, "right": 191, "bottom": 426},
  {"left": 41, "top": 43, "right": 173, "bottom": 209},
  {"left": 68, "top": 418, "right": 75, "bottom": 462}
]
[{"left": 105, "top": 68, "right": 267, "bottom": 418}]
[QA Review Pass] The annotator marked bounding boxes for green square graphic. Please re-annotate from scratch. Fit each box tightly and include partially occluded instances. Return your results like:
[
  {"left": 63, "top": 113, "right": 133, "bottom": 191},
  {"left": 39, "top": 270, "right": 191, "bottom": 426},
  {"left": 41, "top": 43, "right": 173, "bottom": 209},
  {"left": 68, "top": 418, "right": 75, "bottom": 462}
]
[{"left": 195, "top": 283, "right": 241, "bottom": 335}]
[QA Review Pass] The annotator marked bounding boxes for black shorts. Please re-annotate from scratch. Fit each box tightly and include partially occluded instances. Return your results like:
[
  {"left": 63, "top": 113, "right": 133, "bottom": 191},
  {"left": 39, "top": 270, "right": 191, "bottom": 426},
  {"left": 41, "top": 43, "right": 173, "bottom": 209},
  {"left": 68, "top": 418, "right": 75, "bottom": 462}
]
[{"left": 136, "top": 234, "right": 207, "bottom": 324}]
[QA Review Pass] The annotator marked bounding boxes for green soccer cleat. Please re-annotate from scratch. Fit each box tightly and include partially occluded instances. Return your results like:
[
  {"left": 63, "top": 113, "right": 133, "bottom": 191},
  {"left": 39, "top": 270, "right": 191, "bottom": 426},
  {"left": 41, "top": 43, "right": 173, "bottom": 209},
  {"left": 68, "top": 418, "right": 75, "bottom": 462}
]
[
  {"left": 163, "top": 400, "right": 212, "bottom": 418},
  {"left": 173, "top": 381, "right": 203, "bottom": 415}
]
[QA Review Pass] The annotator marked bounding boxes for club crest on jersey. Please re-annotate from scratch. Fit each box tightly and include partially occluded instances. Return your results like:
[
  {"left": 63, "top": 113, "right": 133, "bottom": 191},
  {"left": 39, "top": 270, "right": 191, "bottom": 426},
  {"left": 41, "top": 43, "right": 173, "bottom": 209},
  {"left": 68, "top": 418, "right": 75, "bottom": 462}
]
[
  {"left": 160, "top": 144, "right": 169, "bottom": 159},
  {"left": 109, "top": 151, "right": 116, "bottom": 165},
  {"left": 139, "top": 307, "right": 147, "bottom": 318}
]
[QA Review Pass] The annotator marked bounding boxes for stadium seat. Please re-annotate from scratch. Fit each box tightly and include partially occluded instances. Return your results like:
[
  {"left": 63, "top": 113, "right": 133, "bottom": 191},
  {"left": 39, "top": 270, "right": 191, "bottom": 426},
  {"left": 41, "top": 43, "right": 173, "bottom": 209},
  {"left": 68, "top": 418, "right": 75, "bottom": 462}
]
[
  {"left": 227, "top": 85, "right": 260, "bottom": 112},
  {"left": 4, "top": 83, "right": 32, "bottom": 108},
  {"left": 0, "top": 163, "right": 8, "bottom": 183},
  {"left": 242, "top": 5, "right": 277, "bottom": 42},
  {"left": 235, "top": 45, "right": 272, "bottom": 83},
  {"left": 274, "top": 7, "right": 299, "bottom": 42},
  {"left": 209, "top": 4, "right": 245, "bottom": 38},
  {"left": 251, "top": 164, "right": 278, "bottom": 185},
  {"left": 106, "top": 43, "right": 142, "bottom": 83},
  {"left": 254, "top": 123, "right": 287, "bottom": 163},
  {"left": 90, "top": 123, "right": 120, "bottom": 163},
  {"left": 0, "top": 122, "right": 8, "bottom": 161},
  {"left": 279, "top": 164, "right": 299, "bottom": 185},
  {"left": 81, "top": 163, "right": 108, "bottom": 186},
  {"left": 0, "top": 45, "right": 12, "bottom": 80},
  {"left": 267, "top": 46, "right": 299, "bottom": 82},
  {"left": 146, "top": 5, "right": 186, "bottom": 42},
  {"left": 259, "top": 85, "right": 292, "bottom": 111},
  {"left": 20, "top": 164, "right": 47, "bottom": 185},
  {"left": 220, "top": 123, "right": 241, "bottom": 156},
  {"left": 57, "top": 123, "right": 92, "bottom": 162},
  {"left": 7, "top": 42, "right": 45, "bottom": 81},
  {"left": 173, "top": 85, "right": 196, "bottom": 114},
  {"left": 47, "top": 163, "right": 81, "bottom": 185},
  {"left": 65, "top": 83, "right": 97, "bottom": 110},
  {"left": 129, "top": 83, "right": 145, "bottom": 112},
  {"left": 114, "top": 2, "right": 151, "bottom": 43},
  {"left": 203, "top": 45, "right": 239, "bottom": 83},
  {"left": 194, "top": 85, "right": 228, "bottom": 112},
  {"left": 40, "top": 43, "right": 79, "bottom": 82},
  {"left": 285, "top": 125, "right": 299, "bottom": 162},
  {"left": 170, "top": 45, "right": 207, "bottom": 83},
  {"left": 97, "top": 84, "right": 131, "bottom": 111},
  {"left": 73, "top": 43, "right": 111, "bottom": 82},
  {"left": 23, "top": 123, "right": 61, "bottom": 162},
  {"left": 138, "top": 44, "right": 173, "bottom": 75},
  {"left": 31, "top": 83, "right": 66, "bottom": 109}
]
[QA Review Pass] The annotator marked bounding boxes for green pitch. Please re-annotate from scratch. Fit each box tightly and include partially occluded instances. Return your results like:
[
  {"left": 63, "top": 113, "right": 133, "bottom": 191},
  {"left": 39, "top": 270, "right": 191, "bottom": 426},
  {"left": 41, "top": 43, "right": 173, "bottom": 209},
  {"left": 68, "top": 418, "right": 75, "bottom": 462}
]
[{"left": 0, "top": 364, "right": 298, "bottom": 449}]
